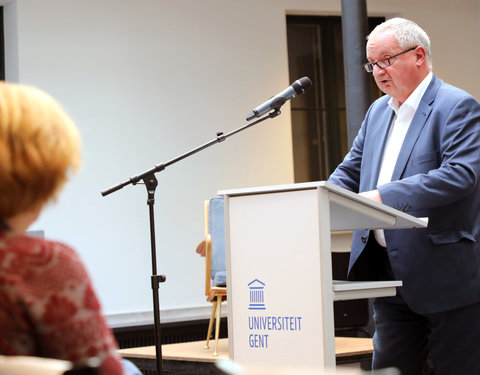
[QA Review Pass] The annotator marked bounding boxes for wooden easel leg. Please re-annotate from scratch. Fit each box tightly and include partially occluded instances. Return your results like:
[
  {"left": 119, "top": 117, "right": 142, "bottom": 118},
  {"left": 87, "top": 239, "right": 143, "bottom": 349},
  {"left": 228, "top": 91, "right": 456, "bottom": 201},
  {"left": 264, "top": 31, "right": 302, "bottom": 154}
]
[
  {"left": 214, "top": 296, "right": 222, "bottom": 356},
  {"left": 205, "top": 299, "right": 217, "bottom": 349}
]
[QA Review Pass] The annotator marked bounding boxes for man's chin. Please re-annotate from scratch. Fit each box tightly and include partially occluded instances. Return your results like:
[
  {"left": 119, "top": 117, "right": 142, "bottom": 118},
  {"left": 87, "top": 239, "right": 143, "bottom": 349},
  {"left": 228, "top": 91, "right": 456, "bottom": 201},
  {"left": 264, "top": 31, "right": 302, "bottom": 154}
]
[{"left": 379, "top": 85, "right": 392, "bottom": 97}]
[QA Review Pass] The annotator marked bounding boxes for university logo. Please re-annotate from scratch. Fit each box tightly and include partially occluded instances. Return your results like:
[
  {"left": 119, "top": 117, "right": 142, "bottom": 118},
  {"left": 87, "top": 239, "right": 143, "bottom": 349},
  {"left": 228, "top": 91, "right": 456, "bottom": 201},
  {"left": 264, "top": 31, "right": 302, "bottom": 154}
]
[{"left": 248, "top": 279, "right": 266, "bottom": 310}]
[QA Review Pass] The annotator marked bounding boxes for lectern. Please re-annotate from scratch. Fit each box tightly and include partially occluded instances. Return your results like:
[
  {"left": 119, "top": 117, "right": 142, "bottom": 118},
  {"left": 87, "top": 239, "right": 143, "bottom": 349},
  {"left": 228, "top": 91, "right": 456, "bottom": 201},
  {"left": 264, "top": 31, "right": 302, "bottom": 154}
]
[{"left": 219, "top": 181, "right": 427, "bottom": 369}]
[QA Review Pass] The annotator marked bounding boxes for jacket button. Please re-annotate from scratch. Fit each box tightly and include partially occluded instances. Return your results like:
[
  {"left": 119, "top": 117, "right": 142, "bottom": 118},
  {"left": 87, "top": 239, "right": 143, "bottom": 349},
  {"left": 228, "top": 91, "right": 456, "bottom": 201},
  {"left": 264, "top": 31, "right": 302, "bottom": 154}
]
[{"left": 361, "top": 235, "right": 367, "bottom": 243}]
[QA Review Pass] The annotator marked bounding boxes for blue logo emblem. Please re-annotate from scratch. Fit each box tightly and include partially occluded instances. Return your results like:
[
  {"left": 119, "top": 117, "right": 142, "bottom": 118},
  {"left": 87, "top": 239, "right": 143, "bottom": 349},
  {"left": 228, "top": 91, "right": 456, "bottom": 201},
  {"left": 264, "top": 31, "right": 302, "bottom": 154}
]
[{"left": 248, "top": 279, "right": 266, "bottom": 310}]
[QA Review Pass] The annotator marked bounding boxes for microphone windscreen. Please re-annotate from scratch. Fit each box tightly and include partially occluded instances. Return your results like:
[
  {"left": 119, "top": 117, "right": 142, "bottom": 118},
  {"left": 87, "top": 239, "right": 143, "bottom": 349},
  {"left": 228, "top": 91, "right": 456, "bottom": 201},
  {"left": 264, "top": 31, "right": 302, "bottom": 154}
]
[{"left": 295, "top": 77, "right": 312, "bottom": 94}]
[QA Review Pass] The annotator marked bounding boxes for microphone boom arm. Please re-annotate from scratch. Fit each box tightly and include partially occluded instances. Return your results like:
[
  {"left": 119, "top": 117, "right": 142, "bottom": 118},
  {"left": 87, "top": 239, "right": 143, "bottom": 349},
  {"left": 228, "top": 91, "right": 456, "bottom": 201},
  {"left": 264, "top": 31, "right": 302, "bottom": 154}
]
[{"left": 100, "top": 108, "right": 282, "bottom": 197}]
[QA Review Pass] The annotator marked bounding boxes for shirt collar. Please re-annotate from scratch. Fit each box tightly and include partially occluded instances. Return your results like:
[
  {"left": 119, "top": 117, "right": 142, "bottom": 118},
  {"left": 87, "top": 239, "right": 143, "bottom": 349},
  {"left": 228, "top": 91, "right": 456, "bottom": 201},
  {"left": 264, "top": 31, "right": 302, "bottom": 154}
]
[{"left": 388, "top": 72, "right": 433, "bottom": 115}]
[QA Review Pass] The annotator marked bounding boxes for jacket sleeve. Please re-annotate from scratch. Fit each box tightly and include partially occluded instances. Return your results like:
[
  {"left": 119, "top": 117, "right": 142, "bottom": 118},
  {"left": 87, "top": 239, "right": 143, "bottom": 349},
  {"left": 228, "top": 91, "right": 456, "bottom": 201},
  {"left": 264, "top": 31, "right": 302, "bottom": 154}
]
[{"left": 378, "top": 94, "right": 480, "bottom": 212}]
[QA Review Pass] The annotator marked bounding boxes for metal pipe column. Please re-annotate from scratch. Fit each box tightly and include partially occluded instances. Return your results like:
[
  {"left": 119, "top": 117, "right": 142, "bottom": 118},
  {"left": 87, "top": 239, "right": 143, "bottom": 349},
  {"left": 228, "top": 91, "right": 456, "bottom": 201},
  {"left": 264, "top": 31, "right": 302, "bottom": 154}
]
[{"left": 341, "top": 0, "right": 370, "bottom": 147}]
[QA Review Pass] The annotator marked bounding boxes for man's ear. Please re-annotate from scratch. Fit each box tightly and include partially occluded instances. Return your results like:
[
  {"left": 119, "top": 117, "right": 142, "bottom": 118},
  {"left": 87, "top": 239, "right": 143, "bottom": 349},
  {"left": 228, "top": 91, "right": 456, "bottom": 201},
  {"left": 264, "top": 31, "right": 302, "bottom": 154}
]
[{"left": 415, "top": 46, "right": 427, "bottom": 66}]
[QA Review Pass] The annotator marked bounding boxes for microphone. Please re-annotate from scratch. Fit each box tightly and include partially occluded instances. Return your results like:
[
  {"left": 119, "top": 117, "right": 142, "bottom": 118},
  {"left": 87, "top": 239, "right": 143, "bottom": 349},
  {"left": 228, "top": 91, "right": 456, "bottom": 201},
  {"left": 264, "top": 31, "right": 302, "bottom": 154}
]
[{"left": 246, "top": 76, "right": 312, "bottom": 121}]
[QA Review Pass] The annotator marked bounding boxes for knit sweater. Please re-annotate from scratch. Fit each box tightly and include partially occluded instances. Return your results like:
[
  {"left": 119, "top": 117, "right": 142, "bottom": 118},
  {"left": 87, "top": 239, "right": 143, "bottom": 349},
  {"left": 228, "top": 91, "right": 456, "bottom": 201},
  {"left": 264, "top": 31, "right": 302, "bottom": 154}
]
[{"left": 0, "top": 231, "right": 124, "bottom": 375}]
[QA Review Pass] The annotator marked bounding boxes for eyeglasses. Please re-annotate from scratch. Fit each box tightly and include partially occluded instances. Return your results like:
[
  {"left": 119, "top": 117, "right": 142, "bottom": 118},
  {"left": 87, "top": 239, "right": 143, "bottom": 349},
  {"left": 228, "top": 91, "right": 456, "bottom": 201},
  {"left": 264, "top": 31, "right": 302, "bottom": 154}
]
[{"left": 364, "top": 47, "right": 417, "bottom": 73}]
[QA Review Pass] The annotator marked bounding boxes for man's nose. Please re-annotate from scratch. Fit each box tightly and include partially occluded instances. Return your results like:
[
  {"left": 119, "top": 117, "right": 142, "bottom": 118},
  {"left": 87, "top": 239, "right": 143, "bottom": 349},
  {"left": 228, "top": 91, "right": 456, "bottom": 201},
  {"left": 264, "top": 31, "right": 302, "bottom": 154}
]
[{"left": 373, "top": 64, "right": 386, "bottom": 74}]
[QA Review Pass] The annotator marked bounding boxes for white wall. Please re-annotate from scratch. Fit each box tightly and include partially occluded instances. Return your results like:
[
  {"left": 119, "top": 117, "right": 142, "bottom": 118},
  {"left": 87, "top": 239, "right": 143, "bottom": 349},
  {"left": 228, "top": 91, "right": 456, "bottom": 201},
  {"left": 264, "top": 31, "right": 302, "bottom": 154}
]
[{"left": 3, "top": 0, "right": 479, "bottom": 326}]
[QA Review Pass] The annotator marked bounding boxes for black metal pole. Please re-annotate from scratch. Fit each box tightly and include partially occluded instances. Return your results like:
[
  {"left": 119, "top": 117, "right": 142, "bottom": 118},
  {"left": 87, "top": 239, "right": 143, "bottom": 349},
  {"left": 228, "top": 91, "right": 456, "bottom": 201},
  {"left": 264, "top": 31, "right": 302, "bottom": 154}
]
[
  {"left": 142, "top": 174, "right": 165, "bottom": 375},
  {"left": 341, "top": 0, "right": 370, "bottom": 147}
]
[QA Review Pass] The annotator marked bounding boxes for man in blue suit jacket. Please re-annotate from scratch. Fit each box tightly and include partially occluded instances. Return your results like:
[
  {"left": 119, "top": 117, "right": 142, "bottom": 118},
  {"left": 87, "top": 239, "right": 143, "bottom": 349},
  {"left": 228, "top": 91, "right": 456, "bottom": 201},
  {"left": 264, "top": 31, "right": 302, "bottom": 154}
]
[{"left": 328, "top": 18, "right": 480, "bottom": 374}]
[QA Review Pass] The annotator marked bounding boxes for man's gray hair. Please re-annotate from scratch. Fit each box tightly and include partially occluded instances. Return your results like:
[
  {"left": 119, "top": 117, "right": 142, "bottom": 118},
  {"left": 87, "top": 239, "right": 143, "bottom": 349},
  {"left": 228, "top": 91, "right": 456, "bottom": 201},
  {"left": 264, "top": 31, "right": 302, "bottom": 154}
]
[{"left": 368, "top": 18, "right": 432, "bottom": 68}]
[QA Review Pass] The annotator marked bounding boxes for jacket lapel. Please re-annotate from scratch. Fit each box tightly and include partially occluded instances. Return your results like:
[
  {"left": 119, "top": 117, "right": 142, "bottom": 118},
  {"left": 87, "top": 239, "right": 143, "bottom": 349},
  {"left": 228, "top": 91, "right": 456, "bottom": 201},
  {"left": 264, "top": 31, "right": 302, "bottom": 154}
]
[{"left": 390, "top": 75, "right": 440, "bottom": 181}]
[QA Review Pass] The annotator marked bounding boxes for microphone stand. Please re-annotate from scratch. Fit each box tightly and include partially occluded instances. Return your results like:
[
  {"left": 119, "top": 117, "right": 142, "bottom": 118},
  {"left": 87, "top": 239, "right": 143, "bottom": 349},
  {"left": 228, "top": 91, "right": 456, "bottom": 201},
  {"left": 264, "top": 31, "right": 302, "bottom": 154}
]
[{"left": 101, "top": 109, "right": 281, "bottom": 375}]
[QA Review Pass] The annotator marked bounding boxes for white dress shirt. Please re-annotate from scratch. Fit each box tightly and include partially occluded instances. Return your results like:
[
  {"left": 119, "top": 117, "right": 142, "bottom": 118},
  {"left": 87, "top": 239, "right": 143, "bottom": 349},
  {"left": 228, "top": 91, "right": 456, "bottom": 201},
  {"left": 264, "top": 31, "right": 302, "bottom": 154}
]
[{"left": 374, "top": 72, "right": 433, "bottom": 247}]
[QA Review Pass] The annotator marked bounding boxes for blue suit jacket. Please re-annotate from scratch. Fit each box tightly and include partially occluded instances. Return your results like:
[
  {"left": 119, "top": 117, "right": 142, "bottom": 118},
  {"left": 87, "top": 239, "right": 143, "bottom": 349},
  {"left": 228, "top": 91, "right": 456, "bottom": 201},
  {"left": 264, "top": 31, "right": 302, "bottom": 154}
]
[{"left": 328, "top": 74, "right": 480, "bottom": 314}]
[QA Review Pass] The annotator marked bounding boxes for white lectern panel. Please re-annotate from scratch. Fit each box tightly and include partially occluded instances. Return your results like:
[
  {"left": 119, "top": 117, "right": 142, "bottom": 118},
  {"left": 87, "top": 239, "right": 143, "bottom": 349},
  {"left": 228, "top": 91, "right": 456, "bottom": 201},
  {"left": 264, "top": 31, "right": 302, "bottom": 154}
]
[{"left": 226, "top": 188, "right": 332, "bottom": 368}]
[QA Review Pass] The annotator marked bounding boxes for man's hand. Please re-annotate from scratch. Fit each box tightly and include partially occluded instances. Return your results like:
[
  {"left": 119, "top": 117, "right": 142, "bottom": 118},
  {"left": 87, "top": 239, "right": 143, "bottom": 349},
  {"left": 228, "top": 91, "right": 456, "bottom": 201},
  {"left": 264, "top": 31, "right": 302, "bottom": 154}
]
[{"left": 359, "top": 189, "right": 383, "bottom": 203}]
